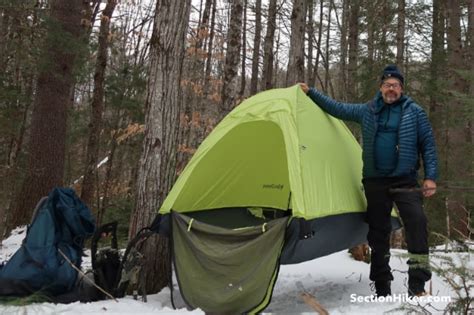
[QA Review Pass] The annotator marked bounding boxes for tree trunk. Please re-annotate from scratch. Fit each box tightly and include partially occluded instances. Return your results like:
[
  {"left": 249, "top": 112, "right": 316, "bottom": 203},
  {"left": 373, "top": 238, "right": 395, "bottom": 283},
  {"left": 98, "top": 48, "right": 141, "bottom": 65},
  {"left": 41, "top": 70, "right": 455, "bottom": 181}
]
[
  {"left": 81, "top": 0, "right": 117, "bottom": 210},
  {"left": 178, "top": 0, "right": 214, "bottom": 181},
  {"left": 220, "top": 0, "right": 243, "bottom": 116},
  {"left": 312, "top": 0, "right": 324, "bottom": 89},
  {"left": 240, "top": 0, "right": 248, "bottom": 97},
  {"left": 339, "top": 0, "right": 349, "bottom": 100},
  {"left": 429, "top": 0, "right": 446, "bottom": 147},
  {"left": 306, "top": 0, "right": 314, "bottom": 86},
  {"left": 347, "top": 0, "right": 359, "bottom": 100},
  {"left": 128, "top": 0, "right": 191, "bottom": 293},
  {"left": 380, "top": 0, "right": 392, "bottom": 61},
  {"left": 97, "top": 136, "right": 117, "bottom": 227},
  {"left": 250, "top": 0, "right": 262, "bottom": 95},
  {"left": 286, "top": 0, "right": 306, "bottom": 85},
  {"left": 262, "top": 0, "right": 278, "bottom": 90},
  {"left": 467, "top": 0, "right": 474, "bottom": 232},
  {"left": 203, "top": 0, "right": 217, "bottom": 98},
  {"left": 9, "top": 0, "right": 84, "bottom": 231},
  {"left": 428, "top": 0, "right": 448, "bottom": 239},
  {"left": 196, "top": 0, "right": 213, "bottom": 77},
  {"left": 273, "top": 24, "right": 282, "bottom": 87},
  {"left": 468, "top": 0, "right": 474, "bottom": 89},
  {"left": 366, "top": 1, "right": 375, "bottom": 64},
  {"left": 323, "top": 0, "right": 332, "bottom": 93},
  {"left": 396, "top": 0, "right": 405, "bottom": 67},
  {"left": 445, "top": 0, "right": 470, "bottom": 238},
  {"left": 0, "top": 5, "right": 11, "bottom": 85}
]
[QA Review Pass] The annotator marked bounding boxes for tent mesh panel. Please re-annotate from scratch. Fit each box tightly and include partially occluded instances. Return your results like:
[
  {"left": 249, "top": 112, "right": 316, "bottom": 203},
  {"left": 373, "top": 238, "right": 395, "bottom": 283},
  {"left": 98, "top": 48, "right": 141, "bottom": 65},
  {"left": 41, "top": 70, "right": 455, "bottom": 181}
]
[{"left": 171, "top": 211, "right": 289, "bottom": 314}]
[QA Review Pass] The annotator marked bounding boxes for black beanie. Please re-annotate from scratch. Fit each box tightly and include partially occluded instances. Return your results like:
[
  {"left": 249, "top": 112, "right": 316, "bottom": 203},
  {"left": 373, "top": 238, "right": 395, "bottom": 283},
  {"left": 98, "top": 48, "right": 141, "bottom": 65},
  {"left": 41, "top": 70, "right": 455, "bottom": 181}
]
[{"left": 381, "top": 65, "right": 404, "bottom": 85}]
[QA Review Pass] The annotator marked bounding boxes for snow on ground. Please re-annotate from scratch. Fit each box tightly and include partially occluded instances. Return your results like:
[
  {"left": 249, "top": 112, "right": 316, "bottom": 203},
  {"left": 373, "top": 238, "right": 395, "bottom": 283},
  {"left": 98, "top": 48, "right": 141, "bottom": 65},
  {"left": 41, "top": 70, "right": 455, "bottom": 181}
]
[{"left": 1, "top": 227, "right": 472, "bottom": 314}]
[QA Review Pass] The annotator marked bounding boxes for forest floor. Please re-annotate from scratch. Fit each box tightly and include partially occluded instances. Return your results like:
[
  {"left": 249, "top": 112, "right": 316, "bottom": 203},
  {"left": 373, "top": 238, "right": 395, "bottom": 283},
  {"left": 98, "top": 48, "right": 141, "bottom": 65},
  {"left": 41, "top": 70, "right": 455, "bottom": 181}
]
[{"left": 0, "top": 227, "right": 472, "bottom": 314}]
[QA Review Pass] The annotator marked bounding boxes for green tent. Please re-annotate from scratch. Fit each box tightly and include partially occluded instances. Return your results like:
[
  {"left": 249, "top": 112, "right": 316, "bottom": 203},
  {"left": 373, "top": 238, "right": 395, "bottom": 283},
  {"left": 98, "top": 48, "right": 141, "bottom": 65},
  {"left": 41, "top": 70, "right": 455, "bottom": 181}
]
[
  {"left": 161, "top": 85, "right": 365, "bottom": 219},
  {"left": 158, "top": 85, "right": 400, "bottom": 313}
]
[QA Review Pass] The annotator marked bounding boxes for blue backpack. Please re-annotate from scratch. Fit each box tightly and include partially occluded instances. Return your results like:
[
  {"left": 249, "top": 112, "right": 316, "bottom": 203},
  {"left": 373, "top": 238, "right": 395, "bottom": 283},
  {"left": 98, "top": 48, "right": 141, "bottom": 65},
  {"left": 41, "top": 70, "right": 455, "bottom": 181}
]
[{"left": 0, "top": 188, "right": 95, "bottom": 297}]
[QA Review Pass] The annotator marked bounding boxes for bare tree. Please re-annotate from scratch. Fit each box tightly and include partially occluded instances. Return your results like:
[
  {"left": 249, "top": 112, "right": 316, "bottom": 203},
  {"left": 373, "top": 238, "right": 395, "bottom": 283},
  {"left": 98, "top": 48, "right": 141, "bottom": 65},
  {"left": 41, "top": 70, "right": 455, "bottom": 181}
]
[
  {"left": 128, "top": 0, "right": 192, "bottom": 293},
  {"left": 339, "top": 0, "right": 349, "bottom": 100},
  {"left": 240, "top": 0, "right": 248, "bottom": 97},
  {"left": 250, "top": 0, "right": 262, "bottom": 95},
  {"left": 306, "top": 0, "right": 314, "bottom": 86},
  {"left": 468, "top": 0, "right": 474, "bottom": 88},
  {"left": 468, "top": 0, "right": 474, "bottom": 211},
  {"left": 196, "top": 0, "right": 213, "bottom": 68},
  {"left": 311, "top": 0, "right": 324, "bottom": 89},
  {"left": 81, "top": 0, "right": 117, "bottom": 215},
  {"left": 204, "top": 0, "right": 217, "bottom": 97},
  {"left": 347, "top": 0, "right": 360, "bottom": 100},
  {"left": 221, "top": 0, "right": 243, "bottom": 116},
  {"left": 324, "top": 1, "right": 332, "bottom": 94},
  {"left": 286, "top": 0, "right": 306, "bottom": 85},
  {"left": 396, "top": 0, "right": 406, "bottom": 67},
  {"left": 262, "top": 0, "right": 278, "bottom": 89},
  {"left": 379, "top": 0, "right": 391, "bottom": 61}
]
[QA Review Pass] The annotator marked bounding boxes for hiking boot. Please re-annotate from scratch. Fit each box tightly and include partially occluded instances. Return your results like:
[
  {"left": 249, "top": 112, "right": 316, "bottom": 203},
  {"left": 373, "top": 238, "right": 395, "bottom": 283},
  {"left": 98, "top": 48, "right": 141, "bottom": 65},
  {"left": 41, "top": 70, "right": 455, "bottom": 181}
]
[
  {"left": 408, "top": 279, "right": 425, "bottom": 297},
  {"left": 374, "top": 280, "right": 391, "bottom": 297}
]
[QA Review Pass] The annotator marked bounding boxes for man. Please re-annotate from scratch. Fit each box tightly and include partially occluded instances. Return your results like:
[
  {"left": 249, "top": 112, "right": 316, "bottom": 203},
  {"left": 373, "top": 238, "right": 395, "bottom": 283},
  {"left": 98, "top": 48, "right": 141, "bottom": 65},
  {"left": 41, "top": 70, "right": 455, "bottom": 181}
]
[{"left": 299, "top": 65, "right": 438, "bottom": 297}]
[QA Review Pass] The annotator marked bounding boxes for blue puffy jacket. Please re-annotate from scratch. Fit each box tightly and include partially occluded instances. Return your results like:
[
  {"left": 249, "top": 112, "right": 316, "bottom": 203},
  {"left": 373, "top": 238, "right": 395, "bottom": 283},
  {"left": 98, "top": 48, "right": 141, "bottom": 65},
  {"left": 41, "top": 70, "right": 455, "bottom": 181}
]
[{"left": 307, "top": 88, "right": 438, "bottom": 181}]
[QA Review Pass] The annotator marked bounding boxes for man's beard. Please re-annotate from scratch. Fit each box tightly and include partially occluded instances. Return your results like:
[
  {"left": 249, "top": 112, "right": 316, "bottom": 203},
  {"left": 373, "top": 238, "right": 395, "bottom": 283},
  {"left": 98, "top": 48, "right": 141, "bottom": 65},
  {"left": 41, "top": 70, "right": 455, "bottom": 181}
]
[{"left": 383, "top": 92, "right": 400, "bottom": 104}]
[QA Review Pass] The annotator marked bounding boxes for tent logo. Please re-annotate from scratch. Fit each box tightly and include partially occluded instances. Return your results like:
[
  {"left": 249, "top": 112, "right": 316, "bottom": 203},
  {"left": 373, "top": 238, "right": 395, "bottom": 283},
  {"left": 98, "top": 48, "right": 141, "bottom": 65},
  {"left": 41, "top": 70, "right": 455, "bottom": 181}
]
[{"left": 262, "top": 184, "right": 284, "bottom": 190}]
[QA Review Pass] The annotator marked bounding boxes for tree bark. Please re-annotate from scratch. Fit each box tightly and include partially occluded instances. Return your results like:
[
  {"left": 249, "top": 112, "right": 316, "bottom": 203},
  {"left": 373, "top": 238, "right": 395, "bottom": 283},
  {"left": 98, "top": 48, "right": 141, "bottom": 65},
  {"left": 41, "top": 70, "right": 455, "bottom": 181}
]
[
  {"left": 250, "top": 0, "right": 262, "bottom": 95},
  {"left": 312, "top": 0, "right": 324, "bottom": 89},
  {"left": 339, "top": 0, "right": 349, "bottom": 100},
  {"left": 366, "top": 1, "right": 375, "bottom": 65},
  {"left": 9, "top": 0, "right": 85, "bottom": 231},
  {"left": 240, "top": 0, "right": 248, "bottom": 97},
  {"left": 220, "top": 0, "right": 243, "bottom": 116},
  {"left": 286, "top": 0, "right": 306, "bottom": 85},
  {"left": 427, "top": 0, "right": 450, "bottom": 242},
  {"left": 195, "top": 0, "right": 213, "bottom": 78},
  {"left": 379, "top": 0, "right": 390, "bottom": 60},
  {"left": 323, "top": 0, "right": 332, "bottom": 93},
  {"left": 468, "top": 0, "right": 474, "bottom": 80},
  {"left": 396, "top": 0, "right": 406, "bottom": 67},
  {"left": 445, "top": 0, "right": 470, "bottom": 238},
  {"left": 467, "top": 0, "right": 474, "bottom": 231},
  {"left": 203, "top": 0, "right": 217, "bottom": 97},
  {"left": 262, "top": 0, "right": 278, "bottom": 90},
  {"left": 128, "top": 0, "right": 191, "bottom": 293},
  {"left": 306, "top": 0, "right": 314, "bottom": 86},
  {"left": 81, "top": 0, "right": 117, "bottom": 211},
  {"left": 347, "top": 0, "right": 360, "bottom": 100},
  {"left": 429, "top": 0, "right": 446, "bottom": 138}
]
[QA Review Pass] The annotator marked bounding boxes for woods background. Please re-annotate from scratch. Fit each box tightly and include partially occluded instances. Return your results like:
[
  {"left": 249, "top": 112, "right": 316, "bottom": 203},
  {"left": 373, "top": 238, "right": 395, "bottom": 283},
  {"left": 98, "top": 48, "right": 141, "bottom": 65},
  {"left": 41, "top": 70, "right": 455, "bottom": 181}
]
[{"left": 0, "top": 0, "right": 472, "bottom": 292}]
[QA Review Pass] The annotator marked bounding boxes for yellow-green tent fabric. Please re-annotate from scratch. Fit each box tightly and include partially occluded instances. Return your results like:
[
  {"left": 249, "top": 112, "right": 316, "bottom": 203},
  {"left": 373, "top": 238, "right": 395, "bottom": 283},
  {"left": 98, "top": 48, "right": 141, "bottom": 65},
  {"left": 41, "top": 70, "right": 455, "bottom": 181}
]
[
  {"left": 160, "top": 85, "right": 366, "bottom": 219},
  {"left": 157, "top": 85, "right": 401, "bottom": 314}
]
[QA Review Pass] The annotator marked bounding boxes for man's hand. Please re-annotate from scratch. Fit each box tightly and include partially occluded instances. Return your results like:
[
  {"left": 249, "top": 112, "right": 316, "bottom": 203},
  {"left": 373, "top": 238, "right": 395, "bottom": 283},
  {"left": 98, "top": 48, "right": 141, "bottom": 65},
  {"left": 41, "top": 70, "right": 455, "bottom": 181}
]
[
  {"left": 423, "top": 179, "right": 436, "bottom": 197},
  {"left": 299, "top": 83, "right": 309, "bottom": 94}
]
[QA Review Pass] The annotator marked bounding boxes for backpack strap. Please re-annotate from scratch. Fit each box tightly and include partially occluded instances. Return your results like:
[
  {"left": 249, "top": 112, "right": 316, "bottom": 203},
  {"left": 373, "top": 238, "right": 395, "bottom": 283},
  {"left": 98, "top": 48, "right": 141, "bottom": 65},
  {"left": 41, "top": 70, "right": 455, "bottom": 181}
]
[{"left": 29, "top": 196, "right": 48, "bottom": 225}]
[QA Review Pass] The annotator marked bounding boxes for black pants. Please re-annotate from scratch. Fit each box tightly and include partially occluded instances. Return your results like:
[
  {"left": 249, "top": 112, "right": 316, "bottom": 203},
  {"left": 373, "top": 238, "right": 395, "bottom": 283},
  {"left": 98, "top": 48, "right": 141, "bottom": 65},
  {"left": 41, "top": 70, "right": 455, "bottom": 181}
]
[{"left": 363, "top": 177, "right": 431, "bottom": 284}]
